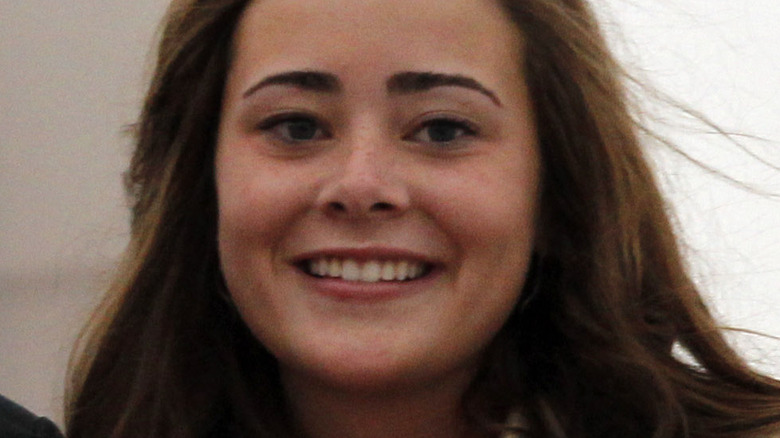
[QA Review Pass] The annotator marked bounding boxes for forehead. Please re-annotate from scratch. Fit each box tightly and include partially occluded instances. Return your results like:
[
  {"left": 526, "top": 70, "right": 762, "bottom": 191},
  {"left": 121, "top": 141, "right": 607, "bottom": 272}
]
[{"left": 230, "top": 0, "right": 524, "bottom": 82}]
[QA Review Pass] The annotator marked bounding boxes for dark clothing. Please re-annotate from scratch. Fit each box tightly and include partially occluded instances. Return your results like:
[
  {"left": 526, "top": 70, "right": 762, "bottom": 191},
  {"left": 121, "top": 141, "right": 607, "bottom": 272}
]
[{"left": 0, "top": 394, "right": 64, "bottom": 438}]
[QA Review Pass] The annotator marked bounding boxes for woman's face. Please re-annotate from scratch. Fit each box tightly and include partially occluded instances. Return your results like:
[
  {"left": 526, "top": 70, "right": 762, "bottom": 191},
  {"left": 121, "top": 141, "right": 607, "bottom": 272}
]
[{"left": 216, "top": 0, "right": 540, "bottom": 391}]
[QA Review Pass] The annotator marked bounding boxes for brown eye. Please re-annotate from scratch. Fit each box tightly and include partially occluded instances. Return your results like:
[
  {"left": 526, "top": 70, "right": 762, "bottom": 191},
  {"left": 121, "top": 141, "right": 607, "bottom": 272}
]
[
  {"left": 407, "top": 118, "right": 477, "bottom": 145},
  {"left": 258, "top": 114, "right": 328, "bottom": 143}
]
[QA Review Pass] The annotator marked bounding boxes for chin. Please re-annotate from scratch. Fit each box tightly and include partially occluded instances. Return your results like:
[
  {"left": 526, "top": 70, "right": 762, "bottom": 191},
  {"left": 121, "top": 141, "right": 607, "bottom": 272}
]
[{"left": 272, "top": 331, "right": 484, "bottom": 395}]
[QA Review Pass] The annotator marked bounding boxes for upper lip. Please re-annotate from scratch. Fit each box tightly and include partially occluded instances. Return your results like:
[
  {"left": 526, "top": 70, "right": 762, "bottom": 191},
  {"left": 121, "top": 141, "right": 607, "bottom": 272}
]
[{"left": 290, "top": 246, "right": 438, "bottom": 265}]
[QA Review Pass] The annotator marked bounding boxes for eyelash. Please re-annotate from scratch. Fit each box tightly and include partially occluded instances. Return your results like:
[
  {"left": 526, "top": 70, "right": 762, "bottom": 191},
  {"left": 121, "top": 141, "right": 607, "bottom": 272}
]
[
  {"left": 255, "top": 113, "right": 479, "bottom": 147},
  {"left": 404, "top": 116, "right": 478, "bottom": 145},
  {"left": 256, "top": 112, "right": 330, "bottom": 144}
]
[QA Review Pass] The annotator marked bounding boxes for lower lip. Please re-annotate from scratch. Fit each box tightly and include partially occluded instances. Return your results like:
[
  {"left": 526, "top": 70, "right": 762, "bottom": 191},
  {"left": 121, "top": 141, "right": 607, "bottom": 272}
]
[{"left": 296, "top": 268, "right": 440, "bottom": 302}]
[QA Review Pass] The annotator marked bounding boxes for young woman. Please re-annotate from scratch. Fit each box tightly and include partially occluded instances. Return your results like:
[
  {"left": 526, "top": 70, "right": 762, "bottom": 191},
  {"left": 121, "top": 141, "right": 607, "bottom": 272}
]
[{"left": 65, "top": 0, "right": 780, "bottom": 437}]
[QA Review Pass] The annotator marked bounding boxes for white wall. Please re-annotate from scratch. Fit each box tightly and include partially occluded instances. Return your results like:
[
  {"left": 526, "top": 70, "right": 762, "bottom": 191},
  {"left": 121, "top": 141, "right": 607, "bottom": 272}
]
[
  {"left": 0, "top": 0, "right": 168, "bottom": 424},
  {"left": 598, "top": 0, "right": 780, "bottom": 375},
  {"left": 1, "top": 0, "right": 778, "bottom": 426}
]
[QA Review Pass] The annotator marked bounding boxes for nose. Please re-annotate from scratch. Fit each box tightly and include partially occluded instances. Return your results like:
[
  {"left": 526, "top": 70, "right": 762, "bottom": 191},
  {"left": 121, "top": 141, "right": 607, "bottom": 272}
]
[{"left": 315, "top": 142, "right": 410, "bottom": 219}]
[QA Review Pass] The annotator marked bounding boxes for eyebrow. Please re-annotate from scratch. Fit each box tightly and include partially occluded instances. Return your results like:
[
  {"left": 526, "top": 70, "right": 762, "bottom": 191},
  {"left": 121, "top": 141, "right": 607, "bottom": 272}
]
[
  {"left": 387, "top": 71, "right": 502, "bottom": 107},
  {"left": 242, "top": 70, "right": 341, "bottom": 98},
  {"left": 242, "top": 70, "right": 502, "bottom": 106}
]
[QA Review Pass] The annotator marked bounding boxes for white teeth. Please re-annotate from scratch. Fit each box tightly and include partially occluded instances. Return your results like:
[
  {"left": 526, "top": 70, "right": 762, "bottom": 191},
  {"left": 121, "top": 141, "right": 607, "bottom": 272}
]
[
  {"left": 361, "top": 261, "right": 382, "bottom": 282},
  {"left": 410, "top": 263, "right": 421, "bottom": 278},
  {"left": 342, "top": 259, "right": 361, "bottom": 281},
  {"left": 311, "top": 259, "right": 322, "bottom": 276},
  {"left": 304, "top": 258, "right": 428, "bottom": 282},
  {"left": 381, "top": 261, "right": 395, "bottom": 281},
  {"left": 328, "top": 258, "right": 342, "bottom": 277},
  {"left": 396, "top": 260, "right": 409, "bottom": 281}
]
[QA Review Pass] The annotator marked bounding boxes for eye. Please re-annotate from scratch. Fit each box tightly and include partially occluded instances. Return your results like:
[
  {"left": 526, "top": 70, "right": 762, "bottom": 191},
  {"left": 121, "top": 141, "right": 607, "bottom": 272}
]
[
  {"left": 406, "top": 117, "right": 477, "bottom": 145},
  {"left": 257, "top": 114, "right": 329, "bottom": 143}
]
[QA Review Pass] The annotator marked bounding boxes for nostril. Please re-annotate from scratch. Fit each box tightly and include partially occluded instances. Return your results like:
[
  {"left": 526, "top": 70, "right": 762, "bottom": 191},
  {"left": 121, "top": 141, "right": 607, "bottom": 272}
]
[
  {"left": 370, "top": 202, "right": 394, "bottom": 212},
  {"left": 327, "top": 201, "right": 395, "bottom": 213},
  {"left": 328, "top": 201, "right": 347, "bottom": 212}
]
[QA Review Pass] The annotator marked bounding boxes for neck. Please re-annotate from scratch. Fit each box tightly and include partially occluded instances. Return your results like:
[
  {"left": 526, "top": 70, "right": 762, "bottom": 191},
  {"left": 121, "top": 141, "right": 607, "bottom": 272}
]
[{"left": 282, "top": 368, "right": 491, "bottom": 438}]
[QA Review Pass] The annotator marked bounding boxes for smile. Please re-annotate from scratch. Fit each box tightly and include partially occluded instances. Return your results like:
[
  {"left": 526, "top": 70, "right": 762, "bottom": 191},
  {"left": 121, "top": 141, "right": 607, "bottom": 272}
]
[{"left": 302, "top": 258, "right": 432, "bottom": 282}]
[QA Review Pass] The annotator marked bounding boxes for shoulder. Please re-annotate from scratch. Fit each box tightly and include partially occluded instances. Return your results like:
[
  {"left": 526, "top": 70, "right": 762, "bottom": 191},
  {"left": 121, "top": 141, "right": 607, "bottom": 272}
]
[{"left": 0, "top": 394, "right": 64, "bottom": 438}]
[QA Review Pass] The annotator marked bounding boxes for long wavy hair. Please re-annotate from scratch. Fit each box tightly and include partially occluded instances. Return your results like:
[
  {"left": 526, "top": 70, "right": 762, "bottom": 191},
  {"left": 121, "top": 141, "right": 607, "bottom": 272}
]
[{"left": 65, "top": 0, "right": 780, "bottom": 437}]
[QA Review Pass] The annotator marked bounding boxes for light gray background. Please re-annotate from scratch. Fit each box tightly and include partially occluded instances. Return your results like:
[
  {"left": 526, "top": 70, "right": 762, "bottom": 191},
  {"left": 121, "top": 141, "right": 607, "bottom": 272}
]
[{"left": 1, "top": 0, "right": 778, "bottom": 426}]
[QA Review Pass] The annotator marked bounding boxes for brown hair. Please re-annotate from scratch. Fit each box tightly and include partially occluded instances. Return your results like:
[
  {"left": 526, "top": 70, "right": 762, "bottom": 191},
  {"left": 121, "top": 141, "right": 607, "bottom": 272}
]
[{"left": 65, "top": 0, "right": 780, "bottom": 437}]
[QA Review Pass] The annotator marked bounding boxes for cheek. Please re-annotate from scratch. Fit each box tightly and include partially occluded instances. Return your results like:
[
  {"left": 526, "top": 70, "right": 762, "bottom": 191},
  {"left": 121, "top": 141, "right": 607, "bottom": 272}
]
[
  {"left": 419, "top": 159, "right": 539, "bottom": 255},
  {"left": 214, "top": 155, "right": 312, "bottom": 351},
  {"left": 419, "top": 156, "right": 539, "bottom": 314},
  {"left": 216, "top": 142, "right": 313, "bottom": 234},
  {"left": 214, "top": 150, "right": 308, "bottom": 289}
]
